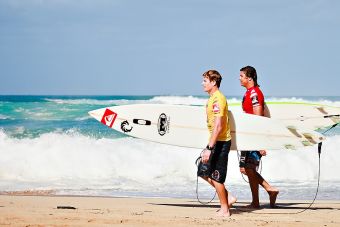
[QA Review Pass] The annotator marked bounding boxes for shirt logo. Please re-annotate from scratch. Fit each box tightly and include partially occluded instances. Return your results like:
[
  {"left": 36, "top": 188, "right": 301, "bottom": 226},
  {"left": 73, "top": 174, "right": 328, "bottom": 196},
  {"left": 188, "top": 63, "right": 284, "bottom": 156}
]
[
  {"left": 251, "top": 95, "right": 260, "bottom": 106},
  {"left": 213, "top": 103, "right": 220, "bottom": 113},
  {"left": 101, "top": 109, "right": 117, "bottom": 128}
]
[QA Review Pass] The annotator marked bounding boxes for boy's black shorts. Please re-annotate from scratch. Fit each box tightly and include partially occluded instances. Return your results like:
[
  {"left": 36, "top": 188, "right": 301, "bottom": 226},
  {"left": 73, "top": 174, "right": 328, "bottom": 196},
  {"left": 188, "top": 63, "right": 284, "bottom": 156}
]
[{"left": 197, "top": 140, "right": 231, "bottom": 184}]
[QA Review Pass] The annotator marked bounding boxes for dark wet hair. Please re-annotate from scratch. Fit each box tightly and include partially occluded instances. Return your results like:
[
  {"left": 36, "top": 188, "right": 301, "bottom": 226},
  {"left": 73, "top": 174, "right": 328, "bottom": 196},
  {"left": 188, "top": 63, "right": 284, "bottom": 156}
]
[
  {"left": 240, "top": 66, "right": 259, "bottom": 87},
  {"left": 202, "top": 70, "right": 222, "bottom": 88}
]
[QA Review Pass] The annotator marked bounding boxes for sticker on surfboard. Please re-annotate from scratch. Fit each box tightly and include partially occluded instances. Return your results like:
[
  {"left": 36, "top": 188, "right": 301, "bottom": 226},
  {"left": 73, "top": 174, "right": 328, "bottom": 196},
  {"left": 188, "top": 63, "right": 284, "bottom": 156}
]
[
  {"left": 133, "top": 119, "right": 151, "bottom": 125},
  {"left": 101, "top": 109, "right": 117, "bottom": 128},
  {"left": 121, "top": 120, "right": 133, "bottom": 133},
  {"left": 157, "top": 113, "right": 170, "bottom": 136}
]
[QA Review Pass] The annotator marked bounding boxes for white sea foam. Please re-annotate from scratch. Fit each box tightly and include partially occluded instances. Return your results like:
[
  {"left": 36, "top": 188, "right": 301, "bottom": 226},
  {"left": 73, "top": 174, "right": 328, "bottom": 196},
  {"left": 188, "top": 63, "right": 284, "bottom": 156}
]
[
  {"left": 14, "top": 108, "right": 55, "bottom": 121},
  {"left": 44, "top": 96, "right": 208, "bottom": 106},
  {"left": 147, "top": 96, "right": 340, "bottom": 107},
  {"left": 262, "top": 135, "right": 340, "bottom": 181},
  {"left": 146, "top": 96, "right": 207, "bottom": 105},
  {"left": 265, "top": 97, "right": 340, "bottom": 107},
  {"left": 0, "top": 131, "right": 197, "bottom": 193},
  {"left": 14, "top": 126, "right": 25, "bottom": 134},
  {"left": 44, "top": 96, "right": 340, "bottom": 107},
  {"left": 14, "top": 107, "right": 25, "bottom": 113},
  {"left": 75, "top": 116, "right": 92, "bottom": 121},
  {"left": 45, "top": 98, "right": 124, "bottom": 105},
  {"left": 44, "top": 98, "right": 158, "bottom": 106},
  {"left": 0, "top": 130, "right": 339, "bottom": 198},
  {"left": 0, "top": 114, "right": 10, "bottom": 120}
]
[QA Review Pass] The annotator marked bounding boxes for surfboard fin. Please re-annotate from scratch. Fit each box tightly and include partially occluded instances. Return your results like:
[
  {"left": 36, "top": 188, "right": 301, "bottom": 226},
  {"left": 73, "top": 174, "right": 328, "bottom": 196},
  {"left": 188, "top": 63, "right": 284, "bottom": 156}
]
[
  {"left": 316, "top": 107, "right": 328, "bottom": 115},
  {"left": 301, "top": 140, "right": 312, "bottom": 146},
  {"left": 286, "top": 126, "right": 302, "bottom": 138},
  {"left": 284, "top": 144, "right": 296, "bottom": 150},
  {"left": 302, "top": 133, "right": 318, "bottom": 145}
]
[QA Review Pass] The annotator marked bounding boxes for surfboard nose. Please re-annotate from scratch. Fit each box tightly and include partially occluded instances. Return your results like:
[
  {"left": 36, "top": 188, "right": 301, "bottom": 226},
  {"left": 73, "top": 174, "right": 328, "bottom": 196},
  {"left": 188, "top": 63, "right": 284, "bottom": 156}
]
[{"left": 88, "top": 108, "right": 106, "bottom": 122}]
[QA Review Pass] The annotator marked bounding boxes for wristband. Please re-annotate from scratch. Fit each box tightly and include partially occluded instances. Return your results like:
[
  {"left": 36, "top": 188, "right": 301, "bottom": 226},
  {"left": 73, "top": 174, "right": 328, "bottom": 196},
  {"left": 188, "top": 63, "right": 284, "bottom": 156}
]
[{"left": 206, "top": 145, "right": 214, "bottom": 150}]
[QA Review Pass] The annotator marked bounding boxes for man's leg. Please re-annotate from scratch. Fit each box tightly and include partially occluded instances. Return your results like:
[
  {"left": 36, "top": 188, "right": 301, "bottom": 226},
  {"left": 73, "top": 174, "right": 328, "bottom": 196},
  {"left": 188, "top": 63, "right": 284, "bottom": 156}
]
[
  {"left": 246, "top": 170, "right": 279, "bottom": 208},
  {"left": 255, "top": 173, "right": 279, "bottom": 208},
  {"left": 211, "top": 180, "right": 230, "bottom": 217},
  {"left": 201, "top": 177, "right": 237, "bottom": 207},
  {"left": 245, "top": 168, "right": 260, "bottom": 208}
]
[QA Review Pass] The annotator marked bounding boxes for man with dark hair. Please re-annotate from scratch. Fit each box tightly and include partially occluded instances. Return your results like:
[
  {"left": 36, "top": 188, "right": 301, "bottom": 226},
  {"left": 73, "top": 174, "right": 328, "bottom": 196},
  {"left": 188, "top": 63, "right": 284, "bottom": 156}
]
[
  {"left": 199, "top": 70, "right": 236, "bottom": 217},
  {"left": 239, "top": 66, "right": 279, "bottom": 208}
]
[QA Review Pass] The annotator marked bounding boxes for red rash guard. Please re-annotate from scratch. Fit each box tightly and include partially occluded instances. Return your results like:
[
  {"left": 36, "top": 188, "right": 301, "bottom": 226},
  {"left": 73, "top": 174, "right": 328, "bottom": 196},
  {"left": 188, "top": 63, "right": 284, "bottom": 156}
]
[{"left": 242, "top": 86, "right": 264, "bottom": 115}]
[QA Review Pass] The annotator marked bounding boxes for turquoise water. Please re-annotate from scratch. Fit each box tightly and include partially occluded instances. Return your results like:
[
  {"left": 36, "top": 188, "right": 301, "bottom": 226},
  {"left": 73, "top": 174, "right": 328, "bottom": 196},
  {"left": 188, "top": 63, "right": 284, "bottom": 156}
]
[
  {"left": 0, "top": 95, "right": 155, "bottom": 139},
  {"left": 0, "top": 95, "right": 339, "bottom": 200}
]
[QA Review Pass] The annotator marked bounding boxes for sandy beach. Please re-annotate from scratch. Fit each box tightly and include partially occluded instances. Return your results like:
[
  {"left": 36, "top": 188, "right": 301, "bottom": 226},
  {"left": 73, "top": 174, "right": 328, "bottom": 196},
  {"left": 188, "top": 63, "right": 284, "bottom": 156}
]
[{"left": 1, "top": 195, "right": 339, "bottom": 227}]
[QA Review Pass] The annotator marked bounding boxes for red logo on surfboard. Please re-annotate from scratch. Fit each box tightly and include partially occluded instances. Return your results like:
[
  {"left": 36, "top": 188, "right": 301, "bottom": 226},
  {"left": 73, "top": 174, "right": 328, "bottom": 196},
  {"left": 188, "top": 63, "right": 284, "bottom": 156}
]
[{"left": 101, "top": 109, "right": 117, "bottom": 128}]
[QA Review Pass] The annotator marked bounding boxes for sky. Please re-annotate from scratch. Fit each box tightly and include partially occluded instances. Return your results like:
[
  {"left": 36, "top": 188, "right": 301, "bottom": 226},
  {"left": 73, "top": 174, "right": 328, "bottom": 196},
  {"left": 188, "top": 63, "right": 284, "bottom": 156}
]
[{"left": 0, "top": 0, "right": 339, "bottom": 96}]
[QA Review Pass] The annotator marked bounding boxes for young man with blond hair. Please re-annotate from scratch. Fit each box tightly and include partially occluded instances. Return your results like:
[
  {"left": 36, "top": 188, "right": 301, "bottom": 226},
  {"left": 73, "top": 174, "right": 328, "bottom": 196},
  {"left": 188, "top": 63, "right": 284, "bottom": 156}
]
[{"left": 199, "top": 70, "right": 236, "bottom": 217}]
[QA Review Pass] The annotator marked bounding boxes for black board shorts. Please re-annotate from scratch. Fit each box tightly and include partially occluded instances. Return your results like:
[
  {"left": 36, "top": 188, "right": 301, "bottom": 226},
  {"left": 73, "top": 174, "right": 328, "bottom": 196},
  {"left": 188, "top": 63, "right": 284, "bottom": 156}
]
[{"left": 197, "top": 140, "right": 231, "bottom": 184}]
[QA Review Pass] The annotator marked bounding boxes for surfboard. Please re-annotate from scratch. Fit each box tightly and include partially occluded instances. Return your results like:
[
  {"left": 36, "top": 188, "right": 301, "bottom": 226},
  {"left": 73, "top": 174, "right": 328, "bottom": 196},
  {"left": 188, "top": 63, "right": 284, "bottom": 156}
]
[
  {"left": 88, "top": 104, "right": 325, "bottom": 150},
  {"left": 228, "top": 102, "right": 340, "bottom": 131}
]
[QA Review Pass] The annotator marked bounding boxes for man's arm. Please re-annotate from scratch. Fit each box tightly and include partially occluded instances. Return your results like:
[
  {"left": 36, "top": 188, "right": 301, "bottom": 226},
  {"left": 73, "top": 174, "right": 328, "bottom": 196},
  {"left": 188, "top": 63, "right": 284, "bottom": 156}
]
[
  {"left": 202, "top": 116, "right": 223, "bottom": 163},
  {"left": 253, "top": 105, "right": 263, "bottom": 116}
]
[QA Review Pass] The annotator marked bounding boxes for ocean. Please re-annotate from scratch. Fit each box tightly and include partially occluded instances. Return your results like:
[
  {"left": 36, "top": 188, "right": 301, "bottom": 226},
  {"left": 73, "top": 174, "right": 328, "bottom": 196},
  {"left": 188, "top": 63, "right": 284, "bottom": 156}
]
[{"left": 0, "top": 95, "right": 339, "bottom": 201}]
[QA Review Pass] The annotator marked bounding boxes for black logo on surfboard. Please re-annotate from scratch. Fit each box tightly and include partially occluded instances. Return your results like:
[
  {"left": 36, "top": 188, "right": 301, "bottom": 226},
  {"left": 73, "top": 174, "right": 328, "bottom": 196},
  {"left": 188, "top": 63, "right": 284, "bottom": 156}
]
[
  {"left": 157, "top": 113, "right": 170, "bottom": 136},
  {"left": 121, "top": 120, "right": 133, "bottom": 133},
  {"left": 133, "top": 119, "right": 151, "bottom": 126}
]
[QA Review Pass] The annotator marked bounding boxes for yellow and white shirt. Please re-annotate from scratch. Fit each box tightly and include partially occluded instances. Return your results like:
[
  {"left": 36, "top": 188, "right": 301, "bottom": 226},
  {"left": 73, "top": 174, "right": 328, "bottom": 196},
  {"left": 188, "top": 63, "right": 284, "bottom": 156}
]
[{"left": 206, "top": 90, "right": 231, "bottom": 142}]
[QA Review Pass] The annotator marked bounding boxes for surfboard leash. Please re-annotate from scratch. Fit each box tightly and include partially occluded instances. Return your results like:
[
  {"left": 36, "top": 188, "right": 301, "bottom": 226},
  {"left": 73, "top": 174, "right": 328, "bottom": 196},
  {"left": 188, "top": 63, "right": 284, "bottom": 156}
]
[
  {"left": 263, "top": 124, "right": 338, "bottom": 214},
  {"left": 195, "top": 175, "right": 217, "bottom": 206},
  {"left": 281, "top": 123, "right": 340, "bottom": 214},
  {"left": 284, "top": 124, "right": 340, "bottom": 213},
  {"left": 235, "top": 142, "right": 322, "bottom": 214},
  {"left": 287, "top": 123, "right": 340, "bottom": 213},
  {"left": 321, "top": 123, "right": 339, "bottom": 135},
  {"left": 289, "top": 142, "right": 322, "bottom": 214},
  {"left": 194, "top": 156, "right": 217, "bottom": 205}
]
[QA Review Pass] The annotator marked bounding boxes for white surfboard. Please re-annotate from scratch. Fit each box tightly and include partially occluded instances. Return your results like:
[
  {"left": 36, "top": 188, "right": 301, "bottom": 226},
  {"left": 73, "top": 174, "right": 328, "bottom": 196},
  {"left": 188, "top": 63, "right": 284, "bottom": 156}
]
[
  {"left": 88, "top": 104, "right": 325, "bottom": 150},
  {"left": 228, "top": 102, "right": 340, "bottom": 130}
]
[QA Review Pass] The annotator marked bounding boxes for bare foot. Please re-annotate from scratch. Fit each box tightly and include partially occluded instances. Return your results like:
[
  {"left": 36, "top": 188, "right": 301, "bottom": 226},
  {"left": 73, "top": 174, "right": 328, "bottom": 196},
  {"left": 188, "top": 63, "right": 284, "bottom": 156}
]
[
  {"left": 216, "top": 209, "right": 231, "bottom": 218},
  {"left": 228, "top": 194, "right": 237, "bottom": 207},
  {"left": 268, "top": 190, "right": 279, "bottom": 208},
  {"left": 216, "top": 198, "right": 235, "bottom": 213}
]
